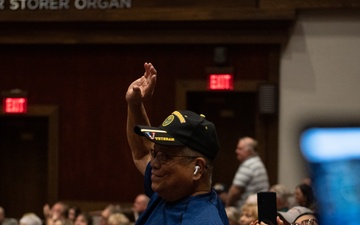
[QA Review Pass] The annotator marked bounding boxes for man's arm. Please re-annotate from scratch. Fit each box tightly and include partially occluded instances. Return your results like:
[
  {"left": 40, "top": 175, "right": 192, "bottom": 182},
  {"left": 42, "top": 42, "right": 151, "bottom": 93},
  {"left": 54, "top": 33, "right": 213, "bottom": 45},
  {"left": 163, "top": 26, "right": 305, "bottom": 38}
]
[
  {"left": 126, "top": 62, "right": 157, "bottom": 175},
  {"left": 226, "top": 184, "right": 244, "bottom": 207}
]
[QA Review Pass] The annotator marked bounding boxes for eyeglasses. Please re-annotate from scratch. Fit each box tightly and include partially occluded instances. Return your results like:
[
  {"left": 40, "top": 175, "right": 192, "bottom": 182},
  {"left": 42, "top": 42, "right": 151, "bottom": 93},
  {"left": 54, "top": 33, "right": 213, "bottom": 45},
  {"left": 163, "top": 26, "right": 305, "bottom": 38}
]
[
  {"left": 291, "top": 218, "right": 318, "bottom": 225},
  {"left": 149, "top": 149, "right": 201, "bottom": 164}
]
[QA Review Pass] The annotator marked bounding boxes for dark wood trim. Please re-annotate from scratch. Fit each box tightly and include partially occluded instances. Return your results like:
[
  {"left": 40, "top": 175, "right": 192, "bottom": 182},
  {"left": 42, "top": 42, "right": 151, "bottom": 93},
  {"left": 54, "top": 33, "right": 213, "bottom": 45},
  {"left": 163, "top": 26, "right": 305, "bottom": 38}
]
[
  {"left": 0, "top": 8, "right": 295, "bottom": 22},
  {"left": 260, "top": 0, "right": 360, "bottom": 9},
  {"left": 0, "top": 7, "right": 295, "bottom": 45},
  {"left": 0, "top": 20, "right": 294, "bottom": 44}
]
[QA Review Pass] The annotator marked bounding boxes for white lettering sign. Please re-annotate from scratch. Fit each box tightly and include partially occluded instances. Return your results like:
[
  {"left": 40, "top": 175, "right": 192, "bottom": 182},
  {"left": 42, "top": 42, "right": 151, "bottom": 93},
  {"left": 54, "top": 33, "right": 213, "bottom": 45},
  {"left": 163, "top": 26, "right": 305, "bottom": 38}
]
[
  {"left": 3, "top": 0, "right": 131, "bottom": 10},
  {"left": 75, "top": 0, "right": 131, "bottom": 9},
  {"left": 9, "top": 0, "right": 69, "bottom": 10}
]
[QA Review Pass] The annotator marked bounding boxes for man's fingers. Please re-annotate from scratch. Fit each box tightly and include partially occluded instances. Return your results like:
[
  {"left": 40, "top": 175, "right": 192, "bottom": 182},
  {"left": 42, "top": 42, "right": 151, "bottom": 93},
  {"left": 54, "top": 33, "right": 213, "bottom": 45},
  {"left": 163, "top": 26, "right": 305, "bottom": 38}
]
[
  {"left": 148, "top": 74, "right": 157, "bottom": 90},
  {"left": 150, "top": 64, "right": 157, "bottom": 75},
  {"left": 144, "top": 62, "right": 153, "bottom": 77}
]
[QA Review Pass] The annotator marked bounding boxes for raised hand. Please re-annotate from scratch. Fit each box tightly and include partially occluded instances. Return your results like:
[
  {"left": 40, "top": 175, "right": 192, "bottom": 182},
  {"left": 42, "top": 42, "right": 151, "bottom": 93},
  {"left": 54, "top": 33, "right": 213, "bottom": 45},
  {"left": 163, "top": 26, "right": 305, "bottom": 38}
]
[{"left": 126, "top": 62, "right": 157, "bottom": 105}]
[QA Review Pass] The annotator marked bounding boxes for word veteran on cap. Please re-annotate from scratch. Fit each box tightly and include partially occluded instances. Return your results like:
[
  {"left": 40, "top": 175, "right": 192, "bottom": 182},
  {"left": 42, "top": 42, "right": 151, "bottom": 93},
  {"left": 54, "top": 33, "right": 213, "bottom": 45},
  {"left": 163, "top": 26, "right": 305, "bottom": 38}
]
[{"left": 1, "top": 0, "right": 131, "bottom": 10}]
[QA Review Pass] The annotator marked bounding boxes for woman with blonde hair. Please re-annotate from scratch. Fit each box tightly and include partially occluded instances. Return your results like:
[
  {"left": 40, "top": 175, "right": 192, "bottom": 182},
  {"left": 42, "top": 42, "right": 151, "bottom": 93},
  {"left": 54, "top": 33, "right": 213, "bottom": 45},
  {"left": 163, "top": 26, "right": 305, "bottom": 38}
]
[
  {"left": 107, "top": 213, "right": 130, "bottom": 225},
  {"left": 239, "top": 203, "right": 258, "bottom": 225}
]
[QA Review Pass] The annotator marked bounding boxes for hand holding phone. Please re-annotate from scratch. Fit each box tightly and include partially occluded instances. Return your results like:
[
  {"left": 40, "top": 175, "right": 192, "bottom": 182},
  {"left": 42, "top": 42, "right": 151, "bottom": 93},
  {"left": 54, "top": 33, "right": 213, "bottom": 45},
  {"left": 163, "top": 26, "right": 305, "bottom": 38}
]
[{"left": 257, "top": 192, "right": 277, "bottom": 225}]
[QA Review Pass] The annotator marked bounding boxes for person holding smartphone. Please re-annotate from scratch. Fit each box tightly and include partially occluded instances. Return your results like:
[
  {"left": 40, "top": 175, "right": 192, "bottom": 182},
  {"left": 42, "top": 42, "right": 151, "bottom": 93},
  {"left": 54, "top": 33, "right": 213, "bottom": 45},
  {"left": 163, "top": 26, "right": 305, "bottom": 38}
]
[{"left": 250, "top": 206, "right": 318, "bottom": 225}]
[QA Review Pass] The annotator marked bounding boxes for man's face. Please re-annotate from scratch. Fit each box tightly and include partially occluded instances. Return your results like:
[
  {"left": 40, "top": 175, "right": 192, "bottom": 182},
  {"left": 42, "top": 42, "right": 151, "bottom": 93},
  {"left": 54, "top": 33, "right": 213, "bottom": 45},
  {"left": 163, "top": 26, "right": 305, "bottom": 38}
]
[
  {"left": 100, "top": 208, "right": 111, "bottom": 225},
  {"left": 150, "top": 145, "right": 197, "bottom": 201},
  {"left": 133, "top": 195, "right": 148, "bottom": 213},
  {"left": 239, "top": 209, "right": 257, "bottom": 225},
  {"left": 68, "top": 208, "right": 76, "bottom": 221},
  {"left": 293, "top": 214, "right": 318, "bottom": 225},
  {"left": 294, "top": 187, "right": 306, "bottom": 206},
  {"left": 74, "top": 215, "right": 88, "bottom": 225},
  {"left": 235, "top": 139, "right": 251, "bottom": 163},
  {"left": 51, "top": 203, "right": 65, "bottom": 220}
]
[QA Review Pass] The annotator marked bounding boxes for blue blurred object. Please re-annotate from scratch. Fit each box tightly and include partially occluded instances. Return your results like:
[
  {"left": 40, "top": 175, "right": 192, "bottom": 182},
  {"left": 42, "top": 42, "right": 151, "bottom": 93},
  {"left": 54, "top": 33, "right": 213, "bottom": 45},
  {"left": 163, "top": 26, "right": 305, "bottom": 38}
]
[{"left": 300, "top": 127, "right": 360, "bottom": 225}]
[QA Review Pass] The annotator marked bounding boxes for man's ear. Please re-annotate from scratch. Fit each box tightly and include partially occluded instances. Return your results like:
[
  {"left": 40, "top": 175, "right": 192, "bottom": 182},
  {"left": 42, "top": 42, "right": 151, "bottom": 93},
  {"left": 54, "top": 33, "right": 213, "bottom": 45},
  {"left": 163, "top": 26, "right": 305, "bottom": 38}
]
[{"left": 193, "top": 158, "right": 206, "bottom": 179}]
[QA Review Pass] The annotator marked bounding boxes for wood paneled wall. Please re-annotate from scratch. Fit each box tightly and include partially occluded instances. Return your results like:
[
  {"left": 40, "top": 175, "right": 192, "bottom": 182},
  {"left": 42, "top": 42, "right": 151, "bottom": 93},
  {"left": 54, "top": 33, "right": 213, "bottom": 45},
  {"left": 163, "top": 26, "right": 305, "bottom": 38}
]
[{"left": 0, "top": 44, "right": 272, "bottom": 204}]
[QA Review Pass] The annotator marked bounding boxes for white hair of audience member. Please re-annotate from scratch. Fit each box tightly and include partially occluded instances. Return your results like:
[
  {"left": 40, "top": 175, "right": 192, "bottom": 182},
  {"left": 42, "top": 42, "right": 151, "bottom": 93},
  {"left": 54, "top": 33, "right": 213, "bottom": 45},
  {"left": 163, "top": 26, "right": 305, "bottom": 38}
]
[
  {"left": 245, "top": 193, "right": 257, "bottom": 204},
  {"left": 270, "top": 184, "right": 291, "bottom": 201},
  {"left": 20, "top": 213, "right": 42, "bottom": 225}
]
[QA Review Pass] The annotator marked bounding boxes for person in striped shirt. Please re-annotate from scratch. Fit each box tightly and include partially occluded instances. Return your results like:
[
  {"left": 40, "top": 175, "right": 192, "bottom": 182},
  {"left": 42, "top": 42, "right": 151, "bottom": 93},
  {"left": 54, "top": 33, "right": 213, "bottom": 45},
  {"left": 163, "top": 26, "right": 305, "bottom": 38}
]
[{"left": 226, "top": 137, "right": 270, "bottom": 208}]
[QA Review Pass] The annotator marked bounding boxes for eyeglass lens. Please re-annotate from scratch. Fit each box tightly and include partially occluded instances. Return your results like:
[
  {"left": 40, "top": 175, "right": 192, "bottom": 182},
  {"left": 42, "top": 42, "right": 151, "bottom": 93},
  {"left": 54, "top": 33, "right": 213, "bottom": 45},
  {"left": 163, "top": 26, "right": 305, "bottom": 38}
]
[{"left": 292, "top": 219, "right": 317, "bottom": 225}]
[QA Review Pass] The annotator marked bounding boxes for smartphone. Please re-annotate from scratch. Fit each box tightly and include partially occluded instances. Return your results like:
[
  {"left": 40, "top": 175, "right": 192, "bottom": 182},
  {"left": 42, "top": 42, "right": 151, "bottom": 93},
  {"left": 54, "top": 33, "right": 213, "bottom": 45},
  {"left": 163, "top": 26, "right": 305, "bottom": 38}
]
[
  {"left": 257, "top": 192, "right": 277, "bottom": 225},
  {"left": 300, "top": 126, "right": 360, "bottom": 225}
]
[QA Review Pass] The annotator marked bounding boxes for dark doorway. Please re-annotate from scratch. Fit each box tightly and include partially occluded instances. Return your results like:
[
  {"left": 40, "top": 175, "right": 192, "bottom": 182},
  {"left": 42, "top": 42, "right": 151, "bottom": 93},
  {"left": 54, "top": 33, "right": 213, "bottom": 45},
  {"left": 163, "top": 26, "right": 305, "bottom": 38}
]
[
  {"left": 0, "top": 116, "right": 48, "bottom": 219},
  {"left": 187, "top": 91, "right": 257, "bottom": 188}
]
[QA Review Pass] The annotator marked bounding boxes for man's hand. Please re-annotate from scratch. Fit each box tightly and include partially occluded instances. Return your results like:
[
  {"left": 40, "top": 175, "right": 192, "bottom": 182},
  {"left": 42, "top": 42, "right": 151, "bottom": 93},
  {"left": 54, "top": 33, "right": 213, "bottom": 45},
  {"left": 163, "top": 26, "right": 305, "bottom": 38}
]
[
  {"left": 126, "top": 62, "right": 157, "bottom": 105},
  {"left": 225, "top": 185, "right": 244, "bottom": 207},
  {"left": 250, "top": 217, "right": 284, "bottom": 225}
]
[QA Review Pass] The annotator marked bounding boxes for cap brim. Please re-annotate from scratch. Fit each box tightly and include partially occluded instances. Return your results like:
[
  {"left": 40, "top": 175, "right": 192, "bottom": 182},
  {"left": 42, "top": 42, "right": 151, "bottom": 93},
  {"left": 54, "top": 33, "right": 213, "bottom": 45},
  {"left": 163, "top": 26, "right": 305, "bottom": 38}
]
[
  {"left": 277, "top": 211, "right": 294, "bottom": 223},
  {"left": 134, "top": 125, "right": 184, "bottom": 146},
  {"left": 277, "top": 207, "right": 314, "bottom": 223}
]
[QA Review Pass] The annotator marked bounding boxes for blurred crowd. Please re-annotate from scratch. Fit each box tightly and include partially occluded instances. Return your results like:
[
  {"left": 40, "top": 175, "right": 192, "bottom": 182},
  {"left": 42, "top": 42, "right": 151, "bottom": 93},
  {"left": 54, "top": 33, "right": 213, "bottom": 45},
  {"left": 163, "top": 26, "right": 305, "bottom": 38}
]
[
  {"left": 0, "top": 194, "right": 150, "bottom": 225},
  {"left": 0, "top": 178, "right": 317, "bottom": 225},
  {"left": 1, "top": 135, "right": 318, "bottom": 225},
  {"left": 0, "top": 135, "right": 317, "bottom": 225},
  {"left": 215, "top": 177, "right": 317, "bottom": 225}
]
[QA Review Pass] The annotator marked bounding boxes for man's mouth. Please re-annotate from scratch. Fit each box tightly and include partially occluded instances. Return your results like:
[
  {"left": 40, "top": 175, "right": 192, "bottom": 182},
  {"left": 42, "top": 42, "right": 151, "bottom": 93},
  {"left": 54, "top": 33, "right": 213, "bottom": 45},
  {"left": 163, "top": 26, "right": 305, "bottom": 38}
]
[{"left": 151, "top": 172, "right": 163, "bottom": 181}]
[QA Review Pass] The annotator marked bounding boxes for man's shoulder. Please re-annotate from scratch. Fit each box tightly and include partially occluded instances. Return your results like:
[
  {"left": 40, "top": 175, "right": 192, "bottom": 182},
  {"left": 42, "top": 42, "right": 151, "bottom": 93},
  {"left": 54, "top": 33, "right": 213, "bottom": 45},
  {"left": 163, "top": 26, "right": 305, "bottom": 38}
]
[
  {"left": 184, "top": 206, "right": 228, "bottom": 225},
  {"left": 184, "top": 193, "right": 229, "bottom": 225},
  {"left": 244, "top": 155, "right": 263, "bottom": 164},
  {"left": 141, "top": 191, "right": 228, "bottom": 225}
]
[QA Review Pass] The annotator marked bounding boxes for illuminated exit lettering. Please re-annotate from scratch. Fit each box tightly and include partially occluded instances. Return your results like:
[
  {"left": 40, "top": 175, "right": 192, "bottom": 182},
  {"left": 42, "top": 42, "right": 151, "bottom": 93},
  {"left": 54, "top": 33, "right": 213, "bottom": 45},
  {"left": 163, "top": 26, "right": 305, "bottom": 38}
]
[
  {"left": 208, "top": 74, "right": 234, "bottom": 90},
  {"left": 4, "top": 97, "right": 28, "bottom": 113}
]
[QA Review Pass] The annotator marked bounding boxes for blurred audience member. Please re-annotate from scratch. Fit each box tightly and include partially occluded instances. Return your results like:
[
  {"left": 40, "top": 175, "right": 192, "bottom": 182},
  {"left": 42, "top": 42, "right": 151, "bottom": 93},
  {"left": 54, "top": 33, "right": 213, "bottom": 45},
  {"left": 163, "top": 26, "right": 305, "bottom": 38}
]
[
  {"left": 245, "top": 194, "right": 257, "bottom": 205},
  {"left": 107, "top": 214, "right": 130, "bottom": 225},
  {"left": 43, "top": 202, "right": 72, "bottom": 225},
  {"left": 99, "top": 205, "right": 121, "bottom": 225},
  {"left": 19, "top": 213, "right": 42, "bottom": 225},
  {"left": 225, "top": 207, "right": 240, "bottom": 225},
  {"left": 74, "top": 213, "right": 92, "bottom": 225},
  {"left": 67, "top": 207, "right": 81, "bottom": 222},
  {"left": 239, "top": 203, "right": 258, "bottom": 225},
  {"left": 131, "top": 194, "right": 149, "bottom": 221},
  {"left": 294, "top": 184, "right": 316, "bottom": 210},
  {"left": 226, "top": 137, "right": 269, "bottom": 208},
  {"left": 302, "top": 177, "right": 311, "bottom": 186},
  {"left": 214, "top": 183, "right": 228, "bottom": 205},
  {"left": 278, "top": 206, "right": 317, "bottom": 225},
  {"left": 270, "top": 184, "right": 291, "bottom": 212},
  {"left": 0, "top": 207, "right": 18, "bottom": 225}
]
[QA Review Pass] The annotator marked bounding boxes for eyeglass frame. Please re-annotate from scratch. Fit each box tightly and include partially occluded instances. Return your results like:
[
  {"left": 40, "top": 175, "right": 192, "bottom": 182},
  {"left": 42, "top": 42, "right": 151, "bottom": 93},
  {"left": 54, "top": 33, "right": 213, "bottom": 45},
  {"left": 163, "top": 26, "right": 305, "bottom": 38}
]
[
  {"left": 291, "top": 218, "right": 318, "bottom": 225},
  {"left": 149, "top": 148, "right": 202, "bottom": 164}
]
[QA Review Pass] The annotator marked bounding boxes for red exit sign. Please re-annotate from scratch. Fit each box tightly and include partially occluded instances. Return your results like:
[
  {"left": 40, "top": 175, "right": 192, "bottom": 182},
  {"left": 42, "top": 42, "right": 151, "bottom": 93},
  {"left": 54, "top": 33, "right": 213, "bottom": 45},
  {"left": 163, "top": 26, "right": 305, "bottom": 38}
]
[
  {"left": 3, "top": 97, "right": 28, "bottom": 113},
  {"left": 208, "top": 74, "right": 234, "bottom": 90}
]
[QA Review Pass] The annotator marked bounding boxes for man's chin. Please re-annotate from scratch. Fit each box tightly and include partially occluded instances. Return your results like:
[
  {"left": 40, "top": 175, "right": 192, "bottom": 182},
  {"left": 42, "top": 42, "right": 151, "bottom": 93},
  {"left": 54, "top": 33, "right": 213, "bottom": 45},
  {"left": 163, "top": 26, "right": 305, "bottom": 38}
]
[{"left": 151, "top": 183, "right": 159, "bottom": 192}]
